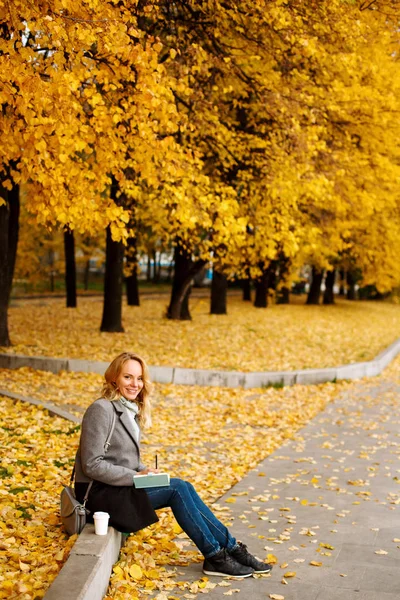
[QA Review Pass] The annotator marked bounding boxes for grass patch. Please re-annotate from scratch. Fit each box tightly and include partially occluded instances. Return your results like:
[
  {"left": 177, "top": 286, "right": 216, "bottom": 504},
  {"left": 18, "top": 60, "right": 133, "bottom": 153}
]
[{"left": 262, "top": 381, "right": 285, "bottom": 389}]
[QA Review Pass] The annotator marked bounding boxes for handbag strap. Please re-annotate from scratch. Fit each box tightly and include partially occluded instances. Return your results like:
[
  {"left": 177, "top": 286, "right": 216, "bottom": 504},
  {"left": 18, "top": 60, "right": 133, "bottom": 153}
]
[
  {"left": 82, "top": 480, "right": 93, "bottom": 506},
  {"left": 104, "top": 404, "right": 117, "bottom": 453},
  {"left": 69, "top": 400, "right": 118, "bottom": 485}
]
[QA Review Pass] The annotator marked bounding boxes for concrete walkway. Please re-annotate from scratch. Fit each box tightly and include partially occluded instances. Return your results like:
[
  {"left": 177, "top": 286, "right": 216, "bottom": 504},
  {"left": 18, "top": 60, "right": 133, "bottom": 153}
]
[{"left": 173, "top": 377, "right": 400, "bottom": 600}]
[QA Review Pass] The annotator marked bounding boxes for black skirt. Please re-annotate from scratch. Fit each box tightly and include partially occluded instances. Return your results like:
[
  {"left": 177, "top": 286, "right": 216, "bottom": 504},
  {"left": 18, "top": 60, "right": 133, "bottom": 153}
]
[{"left": 75, "top": 481, "right": 159, "bottom": 533}]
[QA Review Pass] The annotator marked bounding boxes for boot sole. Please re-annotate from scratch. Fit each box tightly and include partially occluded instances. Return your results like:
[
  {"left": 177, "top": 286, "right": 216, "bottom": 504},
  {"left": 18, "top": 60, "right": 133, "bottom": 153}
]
[
  {"left": 202, "top": 569, "right": 253, "bottom": 578},
  {"left": 253, "top": 567, "right": 272, "bottom": 574},
  {"left": 254, "top": 567, "right": 272, "bottom": 574}
]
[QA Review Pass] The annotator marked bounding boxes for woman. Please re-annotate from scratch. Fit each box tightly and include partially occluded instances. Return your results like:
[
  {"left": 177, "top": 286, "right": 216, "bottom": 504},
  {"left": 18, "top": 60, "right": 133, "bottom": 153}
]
[{"left": 75, "top": 351, "right": 272, "bottom": 579}]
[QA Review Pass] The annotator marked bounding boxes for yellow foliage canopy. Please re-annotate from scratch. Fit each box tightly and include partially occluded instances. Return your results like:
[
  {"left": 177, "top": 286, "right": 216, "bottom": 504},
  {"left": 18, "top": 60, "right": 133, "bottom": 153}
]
[{"left": 2, "top": 0, "right": 400, "bottom": 288}]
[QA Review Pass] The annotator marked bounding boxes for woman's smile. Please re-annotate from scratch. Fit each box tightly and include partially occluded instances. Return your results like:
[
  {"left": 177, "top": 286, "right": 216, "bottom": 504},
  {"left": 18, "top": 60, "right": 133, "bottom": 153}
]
[{"left": 115, "top": 359, "right": 144, "bottom": 401}]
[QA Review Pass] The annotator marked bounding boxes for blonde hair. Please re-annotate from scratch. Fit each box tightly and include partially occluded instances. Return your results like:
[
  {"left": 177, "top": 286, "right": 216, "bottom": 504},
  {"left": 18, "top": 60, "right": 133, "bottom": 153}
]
[{"left": 102, "top": 352, "right": 152, "bottom": 428}]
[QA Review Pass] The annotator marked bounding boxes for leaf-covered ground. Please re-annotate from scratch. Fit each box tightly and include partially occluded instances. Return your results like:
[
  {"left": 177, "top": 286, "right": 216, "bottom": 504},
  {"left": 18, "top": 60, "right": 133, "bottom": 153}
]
[
  {"left": 0, "top": 367, "right": 355, "bottom": 599},
  {"left": 0, "top": 397, "right": 80, "bottom": 599},
  {"left": 4, "top": 295, "right": 400, "bottom": 371},
  {"left": 2, "top": 352, "right": 400, "bottom": 599}
]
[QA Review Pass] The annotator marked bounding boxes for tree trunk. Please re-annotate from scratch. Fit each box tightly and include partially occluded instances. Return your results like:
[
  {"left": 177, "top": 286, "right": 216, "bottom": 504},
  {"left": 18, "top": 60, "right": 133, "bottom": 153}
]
[
  {"left": 167, "top": 242, "right": 206, "bottom": 320},
  {"left": 210, "top": 269, "right": 227, "bottom": 314},
  {"left": 347, "top": 271, "right": 357, "bottom": 300},
  {"left": 100, "top": 226, "right": 124, "bottom": 332},
  {"left": 275, "top": 254, "right": 290, "bottom": 303},
  {"left": 166, "top": 257, "right": 174, "bottom": 283},
  {"left": 254, "top": 268, "right": 271, "bottom": 308},
  {"left": 125, "top": 235, "right": 140, "bottom": 307},
  {"left": 306, "top": 267, "right": 324, "bottom": 305},
  {"left": 0, "top": 178, "right": 20, "bottom": 346},
  {"left": 64, "top": 228, "right": 77, "bottom": 308},
  {"left": 277, "top": 286, "right": 290, "bottom": 304},
  {"left": 83, "top": 258, "right": 90, "bottom": 291},
  {"left": 323, "top": 269, "right": 335, "bottom": 305},
  {"left": 49, "top": 249, "right": 55, "bottom": 292},
  {"left": 338, "top": 269, "right": 346, "bottom": 296},
  {"left": 146, "top": 254, "right": 152, "bottom": 281},
  {"left": 157, "top": 253, "right": 162, "bottom": 281},
  {"left": 152, "top": 250, "right": 161, "bottom": 283},
  {"left": 242, "top": 278, "right": 251, "bottom": 301},
  {"left": 126, "top": 272, "right": 140, "bottom": 306}
]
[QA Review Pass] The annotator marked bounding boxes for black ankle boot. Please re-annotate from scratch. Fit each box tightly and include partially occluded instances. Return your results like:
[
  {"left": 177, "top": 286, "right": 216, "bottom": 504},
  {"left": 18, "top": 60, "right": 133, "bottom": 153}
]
[
  {"left": 203, "top": 548, "right": 254, "bottom": 578},
  {"left": 229, "top": 541, "right": 273, "bottom": 574}
]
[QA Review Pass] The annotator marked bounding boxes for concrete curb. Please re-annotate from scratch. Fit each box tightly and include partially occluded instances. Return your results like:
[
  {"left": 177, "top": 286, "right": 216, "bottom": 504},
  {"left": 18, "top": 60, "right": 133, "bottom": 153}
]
[
  {"left": 1, "top": 336, "right": 400, "bottom": 388},
  {"left": 0, "top": 388, "right": 81, "bottom": 423},
  {"left": 44, "top": 525, "right": 124, "bottom": 600}
]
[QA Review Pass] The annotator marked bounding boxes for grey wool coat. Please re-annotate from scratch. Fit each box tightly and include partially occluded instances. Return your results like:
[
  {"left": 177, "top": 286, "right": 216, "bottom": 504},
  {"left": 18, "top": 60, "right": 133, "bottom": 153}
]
[{"left": 74, "top": 398, "right": 158, "bottom": 533}]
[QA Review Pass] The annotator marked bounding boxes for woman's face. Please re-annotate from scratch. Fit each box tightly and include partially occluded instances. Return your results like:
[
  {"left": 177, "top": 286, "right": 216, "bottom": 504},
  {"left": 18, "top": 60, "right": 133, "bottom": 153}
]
[{"left": 115, "top": 359, "right": 144, "bottom": 402}]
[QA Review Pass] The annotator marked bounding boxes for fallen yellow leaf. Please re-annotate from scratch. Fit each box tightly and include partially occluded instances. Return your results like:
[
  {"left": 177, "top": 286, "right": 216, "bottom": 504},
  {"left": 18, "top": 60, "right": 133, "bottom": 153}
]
[
  {"left": 129, "top": 564, "right": 143, "bottom": 579},
  {"left": 54, "top": 550, "right": 64, "bottom": 562}
]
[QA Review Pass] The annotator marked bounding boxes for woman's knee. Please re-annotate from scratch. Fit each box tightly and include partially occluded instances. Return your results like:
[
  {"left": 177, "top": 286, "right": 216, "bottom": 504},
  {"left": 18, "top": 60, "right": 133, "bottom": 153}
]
[
  {"left": 169, "top": 478, "right": 200, "bottom": 503},
  {"left": 170, "top": 477, "right": 190, "bottom": 493}
]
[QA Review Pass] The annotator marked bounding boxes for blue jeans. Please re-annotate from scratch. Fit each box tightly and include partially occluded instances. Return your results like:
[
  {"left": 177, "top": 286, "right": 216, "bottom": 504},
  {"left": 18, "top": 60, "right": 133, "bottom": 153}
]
[{"left": 145, "top": 478, "right": 236, "bottom": 559}]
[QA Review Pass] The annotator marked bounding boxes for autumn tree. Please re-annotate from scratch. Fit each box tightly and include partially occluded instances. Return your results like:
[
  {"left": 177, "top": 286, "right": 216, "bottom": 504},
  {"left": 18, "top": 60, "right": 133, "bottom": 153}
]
[{"left": 0, "top": 0, "right": 186, "bottom": 339}]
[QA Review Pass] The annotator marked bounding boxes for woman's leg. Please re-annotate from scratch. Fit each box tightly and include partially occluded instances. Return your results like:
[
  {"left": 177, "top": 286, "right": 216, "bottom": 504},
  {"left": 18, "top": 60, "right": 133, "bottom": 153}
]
[
  {"left": 145, "top": 478, "right": 236, "bottom": 558},
  {"left": 184, "top": 480, "right": 237, "bottom": 551}
]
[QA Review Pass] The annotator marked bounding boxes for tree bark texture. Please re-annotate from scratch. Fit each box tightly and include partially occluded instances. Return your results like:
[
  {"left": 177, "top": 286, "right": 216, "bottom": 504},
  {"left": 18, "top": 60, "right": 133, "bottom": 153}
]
[
  {"left": 167, "top": 242, "right": 206, "bottom": 320},
  {"left": 125, "top": 235, "right": 140, "bottom": 306},
  {"left": 210, "top": 269, "right": 227, "bottom": 314},
  {"left": 323, "top": 269, "right": 336, "bottom": 305},
  {"left": 0, "top": 178, "right": 20, "bottom": 346},
  {"left": 306, "top": 267, "right": 324, "bottom": 305},
  {"left": 64, "top": 228, "right": 77, "bottom": 308},
  {"left": 100, "top": 225, "right": 125, "bottom": 332}
]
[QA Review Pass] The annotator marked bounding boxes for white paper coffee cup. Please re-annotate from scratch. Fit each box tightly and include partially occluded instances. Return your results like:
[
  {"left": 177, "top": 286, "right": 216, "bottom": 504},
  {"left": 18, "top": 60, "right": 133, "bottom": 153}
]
[{"left": 93, "top": 511, "right": 110, "bottom": 535}]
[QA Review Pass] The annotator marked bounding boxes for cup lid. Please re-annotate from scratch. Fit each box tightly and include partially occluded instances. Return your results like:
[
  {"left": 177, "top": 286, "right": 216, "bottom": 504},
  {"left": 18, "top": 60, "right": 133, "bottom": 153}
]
[{"left": 93, "top": 511, "right": 110, "bottom": 517}]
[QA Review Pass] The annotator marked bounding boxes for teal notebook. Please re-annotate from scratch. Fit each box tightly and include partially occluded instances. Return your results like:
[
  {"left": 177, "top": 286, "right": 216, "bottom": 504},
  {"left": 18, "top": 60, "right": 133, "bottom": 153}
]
[{"left": 133, "top": 473, "right": 170, "bottom": 488}]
